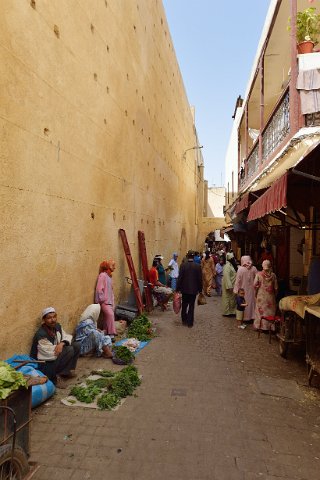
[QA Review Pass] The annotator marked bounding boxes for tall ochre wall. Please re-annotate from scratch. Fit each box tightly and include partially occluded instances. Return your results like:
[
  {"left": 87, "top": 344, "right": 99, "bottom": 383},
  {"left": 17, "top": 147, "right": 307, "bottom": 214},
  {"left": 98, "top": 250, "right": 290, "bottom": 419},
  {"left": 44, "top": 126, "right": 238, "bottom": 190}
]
[{"left": 0, "top": 0, "right": 201, "bottom": 356}]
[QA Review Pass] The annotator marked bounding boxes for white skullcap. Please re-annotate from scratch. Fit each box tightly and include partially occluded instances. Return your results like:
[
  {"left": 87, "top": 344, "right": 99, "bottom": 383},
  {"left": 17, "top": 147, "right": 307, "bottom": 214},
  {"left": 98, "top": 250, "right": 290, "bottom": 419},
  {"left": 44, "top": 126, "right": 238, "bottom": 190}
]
[{"left": 42, "top": 307, "right": 56, "bottom": 319}]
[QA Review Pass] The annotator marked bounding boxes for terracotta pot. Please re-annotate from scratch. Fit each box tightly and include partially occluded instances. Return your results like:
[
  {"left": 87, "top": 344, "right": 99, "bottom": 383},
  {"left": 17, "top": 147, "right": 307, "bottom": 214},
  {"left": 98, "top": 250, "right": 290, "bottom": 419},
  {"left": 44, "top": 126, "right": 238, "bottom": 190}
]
[{"left": 297, "top": 41, "right": 314, "bottom": 54}]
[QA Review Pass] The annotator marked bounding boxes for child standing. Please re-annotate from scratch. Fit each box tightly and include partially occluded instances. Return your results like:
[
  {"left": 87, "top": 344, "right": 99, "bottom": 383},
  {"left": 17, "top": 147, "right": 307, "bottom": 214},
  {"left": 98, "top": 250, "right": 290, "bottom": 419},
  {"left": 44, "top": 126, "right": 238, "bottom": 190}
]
[
  {"left": 236, "top": 288, "right": 248, "bottom": 328},
  {"left": 215, "top": 258, "right": 224, "bottom": 296}
]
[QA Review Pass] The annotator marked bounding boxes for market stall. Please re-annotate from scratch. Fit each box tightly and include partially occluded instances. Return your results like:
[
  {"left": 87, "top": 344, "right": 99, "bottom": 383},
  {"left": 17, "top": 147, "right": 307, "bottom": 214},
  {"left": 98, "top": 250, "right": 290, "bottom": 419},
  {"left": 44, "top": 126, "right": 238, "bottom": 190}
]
[{"left": 278, "top": 293, "right": 320, "bottom": 358}]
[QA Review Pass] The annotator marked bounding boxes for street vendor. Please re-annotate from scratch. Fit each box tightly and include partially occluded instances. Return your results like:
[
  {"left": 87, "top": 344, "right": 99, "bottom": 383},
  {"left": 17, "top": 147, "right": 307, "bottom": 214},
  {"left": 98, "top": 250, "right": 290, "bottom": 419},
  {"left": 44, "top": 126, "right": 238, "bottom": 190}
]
[
  {"left": 30, "top": 307, "right": 80, "bottom": 388},
  {"left": 149, "top": 260, "right": 173, "bottom": 310}
]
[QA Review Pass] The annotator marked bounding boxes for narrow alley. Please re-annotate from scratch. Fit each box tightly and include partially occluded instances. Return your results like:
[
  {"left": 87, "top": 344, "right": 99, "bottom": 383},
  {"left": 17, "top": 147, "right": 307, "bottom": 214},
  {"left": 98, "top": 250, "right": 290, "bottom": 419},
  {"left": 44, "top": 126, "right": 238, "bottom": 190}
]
[{"left": 30, "top": 298, "right": 320, "bottom": 480}]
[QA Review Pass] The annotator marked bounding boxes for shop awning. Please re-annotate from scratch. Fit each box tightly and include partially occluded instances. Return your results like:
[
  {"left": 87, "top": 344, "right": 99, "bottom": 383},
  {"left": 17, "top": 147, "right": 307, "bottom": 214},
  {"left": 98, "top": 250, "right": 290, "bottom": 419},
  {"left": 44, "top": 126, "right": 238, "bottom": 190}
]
[
  {"left": 247, "top": 172, "right": 287, "bottom": 222},
  {"left": 234, "top": 193, "right": 249, "bottom": 215}
]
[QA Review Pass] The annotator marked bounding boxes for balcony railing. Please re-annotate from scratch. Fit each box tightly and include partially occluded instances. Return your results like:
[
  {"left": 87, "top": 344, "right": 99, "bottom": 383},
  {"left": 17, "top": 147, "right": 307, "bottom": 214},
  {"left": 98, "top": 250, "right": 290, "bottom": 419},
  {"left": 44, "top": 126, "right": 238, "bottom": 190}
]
[
  {"left": 239, "top": 88, "right": 290, "bottom": 190},
  {"left": 247, "top": 141, "right": 259, "bottom": 178},
  {"left": 262, "top": 89, "right": 290, "bottom": 161}
]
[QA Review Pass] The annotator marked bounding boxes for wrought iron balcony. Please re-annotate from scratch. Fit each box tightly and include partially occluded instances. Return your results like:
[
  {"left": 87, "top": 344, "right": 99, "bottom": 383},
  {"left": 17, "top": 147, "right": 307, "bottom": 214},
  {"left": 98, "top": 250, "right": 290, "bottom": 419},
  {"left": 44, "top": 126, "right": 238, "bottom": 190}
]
[
  {"left": 239, "top": 88, "right": 290, "bottom": 190},
  {"left": 247, "top": 141, "right": 259, "bottom": 178},
  {"left": 262, "top": 89, "right": 290, "bottom": 161}
]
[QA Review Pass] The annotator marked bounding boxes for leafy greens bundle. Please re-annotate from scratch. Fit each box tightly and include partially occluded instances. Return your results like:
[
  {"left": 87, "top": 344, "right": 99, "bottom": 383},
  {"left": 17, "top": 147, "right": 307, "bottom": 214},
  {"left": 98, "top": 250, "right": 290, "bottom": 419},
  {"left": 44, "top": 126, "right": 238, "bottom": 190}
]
[
  {"left": 0, "top": 361, "right": 28, "bottom": 400},
  {"left": 69, "top": 365, "right": 141, "bottom": 410},
  {"left": 127, "top": 314, "right": 153, "bottom": 342}
]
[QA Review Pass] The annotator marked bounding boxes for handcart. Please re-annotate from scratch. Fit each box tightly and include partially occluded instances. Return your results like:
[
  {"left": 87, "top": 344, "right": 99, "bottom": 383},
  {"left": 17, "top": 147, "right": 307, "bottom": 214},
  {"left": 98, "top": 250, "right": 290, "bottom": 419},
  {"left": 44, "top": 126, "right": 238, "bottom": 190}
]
[{"left": 0, "top": 386, "right": 39, "bottom": 479}]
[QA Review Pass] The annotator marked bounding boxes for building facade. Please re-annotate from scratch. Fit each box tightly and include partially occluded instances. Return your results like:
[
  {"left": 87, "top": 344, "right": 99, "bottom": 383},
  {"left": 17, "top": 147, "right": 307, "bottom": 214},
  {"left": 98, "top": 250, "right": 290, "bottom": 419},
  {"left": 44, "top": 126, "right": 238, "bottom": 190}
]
[{"left": 225, "top": 0, "right": 320, "bottom": 294}]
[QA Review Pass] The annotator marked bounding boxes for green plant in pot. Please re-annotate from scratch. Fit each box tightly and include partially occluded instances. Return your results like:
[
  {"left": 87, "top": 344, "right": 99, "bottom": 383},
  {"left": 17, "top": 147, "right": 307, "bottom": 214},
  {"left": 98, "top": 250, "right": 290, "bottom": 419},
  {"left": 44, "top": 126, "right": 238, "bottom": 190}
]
[{"left": 288, "top": 7, "right": 320, "bottom": 54}]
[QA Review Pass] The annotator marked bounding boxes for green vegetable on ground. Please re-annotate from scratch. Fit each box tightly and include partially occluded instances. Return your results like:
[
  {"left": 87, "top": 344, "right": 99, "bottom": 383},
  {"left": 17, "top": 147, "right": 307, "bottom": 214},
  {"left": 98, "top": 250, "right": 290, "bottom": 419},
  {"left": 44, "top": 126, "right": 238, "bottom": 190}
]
[
  {"left": 127, "top": 314, "right": 153, "bottom": 341},
  {"left": 70, "top": 384, "right": 101, "bottom": 403},
  {"left": 86, "top": 377, "right": 113, "bottom": 389},
  {"left": 97, "top": 392, "right": 120, "bottom": 410},
  {"left": 69, "top": 365, "right": 141, "bottom": 410},
  {"left": 112, "top": 345, "right": 134, "bottom": 364}
]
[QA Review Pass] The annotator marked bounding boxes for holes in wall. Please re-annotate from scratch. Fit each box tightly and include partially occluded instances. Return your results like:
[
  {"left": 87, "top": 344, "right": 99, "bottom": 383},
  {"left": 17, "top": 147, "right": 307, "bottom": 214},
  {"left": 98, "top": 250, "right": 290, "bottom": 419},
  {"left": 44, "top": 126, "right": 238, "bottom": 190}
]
[
  {"left": 94, "top": 73, "right": 98, "bottom": 81},
  {"left": 126, "top": 73, "right": 129, "bottom": 80},
  {"left": 107, "top": 45, "right": 109, "bottom": 52},
  {"left": 105, "top": 0, "right": 108, "bottom": 7},
  {"left": 133, "top": 25, "right": 136, "bottom": 31},
  {"left": 132, "top": 119, "right": 135, "bottom": 126},
  {"left": 125, "top": 110, "right": 128, "bottom": 116},
  {"left": 113, "top": 212, "right": 116, "bottom": 221},
  {"left": 53, "top": 25, "right": 60, "bottom": 38},
  {"left": 30, "top": 0, "right": 36, "bottom": 9},
  {"left": 43, "top": 127, "right": 50, "bottom": 136},
  {"left": 90, "top": 24, "right": 94, "bottom": 33},
  {"left": 106, "top": 86, "right": 109, "bottom": 93},
  {"left": 91, "top": 212, "right": 95, "bottom": 220},
  {"left": 104, "top": 118, "right": 107, "bottom": 125},
  {"left": 123, "top": 215, "right": 126, "bottom": 221}
]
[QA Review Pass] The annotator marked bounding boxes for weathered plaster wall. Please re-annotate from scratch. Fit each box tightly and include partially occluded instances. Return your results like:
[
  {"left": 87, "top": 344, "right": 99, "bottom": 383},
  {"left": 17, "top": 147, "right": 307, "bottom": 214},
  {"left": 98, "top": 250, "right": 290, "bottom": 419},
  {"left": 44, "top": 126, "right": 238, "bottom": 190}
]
[{"left": 0, "top": 0, "right": 200, "bottom": 356}]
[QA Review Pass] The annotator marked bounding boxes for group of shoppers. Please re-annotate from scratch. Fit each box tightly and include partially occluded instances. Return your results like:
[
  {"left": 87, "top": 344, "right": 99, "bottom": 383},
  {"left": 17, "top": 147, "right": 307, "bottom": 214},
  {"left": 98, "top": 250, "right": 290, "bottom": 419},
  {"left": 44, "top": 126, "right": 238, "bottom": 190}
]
[
  {"left": 29, "top": 249, "right": 278, "bottom": 390},
  {"left": 221, "top": 253, "right": 278, "bottom": 330}
]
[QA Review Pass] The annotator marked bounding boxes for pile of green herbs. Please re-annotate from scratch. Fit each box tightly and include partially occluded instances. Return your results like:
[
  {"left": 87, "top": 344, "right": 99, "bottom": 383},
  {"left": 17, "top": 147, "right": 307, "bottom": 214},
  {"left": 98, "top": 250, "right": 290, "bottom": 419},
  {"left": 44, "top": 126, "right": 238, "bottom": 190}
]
[
  {"left": 0, "top": 362, "right": 27, "bottom": 400},
  {"left": 127, "top": 314, "right": 153, "bottom": 341},
  {"left": 70, "top": 365, "right": 141, "bottom": 410},
  {"left": 112, "top": 345, "right": 134, "bottom": 364}
]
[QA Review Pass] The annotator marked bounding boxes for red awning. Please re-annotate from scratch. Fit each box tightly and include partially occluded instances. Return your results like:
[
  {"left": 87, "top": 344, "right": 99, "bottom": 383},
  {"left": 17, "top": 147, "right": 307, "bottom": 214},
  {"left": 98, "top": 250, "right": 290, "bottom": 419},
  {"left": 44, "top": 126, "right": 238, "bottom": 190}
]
[
  {"left": 247, "top": 173, "right": 287, "bottom": 222},
  {"left": 234, "top": 193, "right": 249, "bottom": 215}
]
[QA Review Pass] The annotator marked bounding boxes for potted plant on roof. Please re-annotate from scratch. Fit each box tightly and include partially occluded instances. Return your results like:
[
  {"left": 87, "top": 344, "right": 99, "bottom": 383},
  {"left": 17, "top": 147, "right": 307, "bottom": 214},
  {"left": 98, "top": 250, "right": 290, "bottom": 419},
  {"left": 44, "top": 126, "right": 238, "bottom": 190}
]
[{"left": 288, "top": 7, "right": 320, "bottom": 54}]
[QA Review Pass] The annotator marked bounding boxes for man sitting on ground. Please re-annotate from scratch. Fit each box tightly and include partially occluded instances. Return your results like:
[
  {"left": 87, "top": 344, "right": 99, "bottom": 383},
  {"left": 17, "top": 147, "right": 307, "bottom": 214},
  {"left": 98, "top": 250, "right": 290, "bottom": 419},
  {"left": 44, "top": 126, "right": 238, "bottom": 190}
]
[{"left": 30, "top": 307, "right": 80, "bottom": 388}]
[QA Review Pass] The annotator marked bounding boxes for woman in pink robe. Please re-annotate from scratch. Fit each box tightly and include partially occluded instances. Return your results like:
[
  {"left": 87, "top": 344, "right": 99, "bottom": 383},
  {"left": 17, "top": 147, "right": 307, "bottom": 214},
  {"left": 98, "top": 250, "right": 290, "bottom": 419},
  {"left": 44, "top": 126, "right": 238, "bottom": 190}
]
[
  {"left": 233, "top": 256, "right": 257, "bottom": 322},
  {"left": 95, "top": 260, "right": 117, "bottom": 337},
  {"left": 253, "top": 260, "right": 278, "bottom": 331}
]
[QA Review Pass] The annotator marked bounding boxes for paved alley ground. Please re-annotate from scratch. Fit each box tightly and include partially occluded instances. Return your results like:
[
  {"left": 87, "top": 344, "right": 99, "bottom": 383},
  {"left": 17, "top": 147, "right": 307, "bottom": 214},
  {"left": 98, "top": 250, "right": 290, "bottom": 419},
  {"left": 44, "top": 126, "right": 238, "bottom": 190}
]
[{"left": 30, "top": 296, "right": 320, "bottom": 480}]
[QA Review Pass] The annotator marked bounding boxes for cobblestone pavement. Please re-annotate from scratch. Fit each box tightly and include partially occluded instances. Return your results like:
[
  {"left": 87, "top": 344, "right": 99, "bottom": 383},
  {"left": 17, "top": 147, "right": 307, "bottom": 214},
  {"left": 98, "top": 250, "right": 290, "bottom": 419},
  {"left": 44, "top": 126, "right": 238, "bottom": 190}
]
[{"left": 30, "top": 296, "right": 320, "bottom": 480}]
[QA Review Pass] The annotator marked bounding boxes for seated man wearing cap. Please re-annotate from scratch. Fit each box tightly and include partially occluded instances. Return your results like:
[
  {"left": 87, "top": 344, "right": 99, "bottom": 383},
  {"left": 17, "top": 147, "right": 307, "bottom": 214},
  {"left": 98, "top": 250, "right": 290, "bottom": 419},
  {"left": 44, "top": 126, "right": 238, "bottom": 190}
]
[{"left": 30, "top": 307, "right": 81, "bottom": 388}]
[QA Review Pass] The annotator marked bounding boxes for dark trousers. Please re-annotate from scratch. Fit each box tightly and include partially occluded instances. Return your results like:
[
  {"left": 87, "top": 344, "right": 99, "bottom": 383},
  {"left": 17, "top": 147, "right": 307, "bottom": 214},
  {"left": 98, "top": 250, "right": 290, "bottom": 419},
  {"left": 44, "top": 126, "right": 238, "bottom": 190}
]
[
  {"left": 181, "top": 294, "right": 197, "bottom": 326},
  {"left": 40, "top": 342, "right": 81, "bottom": 382}
]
